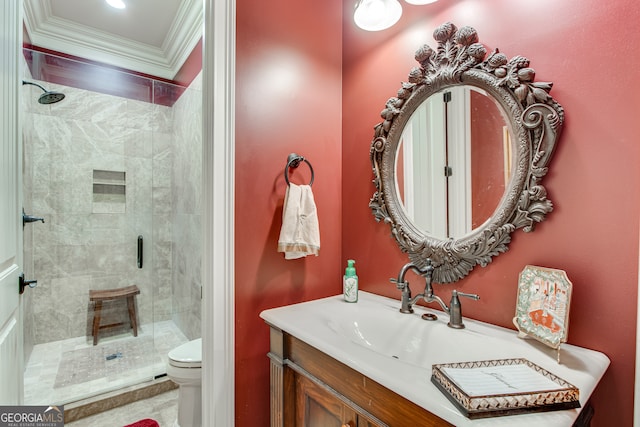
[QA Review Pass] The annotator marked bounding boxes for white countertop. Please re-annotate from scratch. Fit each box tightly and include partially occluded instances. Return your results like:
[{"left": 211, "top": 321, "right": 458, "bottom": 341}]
[{"left": 260, "top": 291, "right": 610, "bottom": 427}]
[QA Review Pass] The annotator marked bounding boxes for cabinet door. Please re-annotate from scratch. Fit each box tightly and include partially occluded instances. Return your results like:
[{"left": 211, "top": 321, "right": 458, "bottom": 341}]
[
  {"left": 295, "top": 372, "right": 363, "bottom": 427},
  {"left": 357, "top": 415, "right": 381, "bottom": 427}
]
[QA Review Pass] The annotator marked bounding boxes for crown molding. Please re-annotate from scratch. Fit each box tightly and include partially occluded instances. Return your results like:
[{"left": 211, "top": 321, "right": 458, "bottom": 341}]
[
  {"left": 162, "top": 0, "right": 203, "bottom": 74},
  {"left": 23, "top": 0, "right": 202, "bottom": 80}
]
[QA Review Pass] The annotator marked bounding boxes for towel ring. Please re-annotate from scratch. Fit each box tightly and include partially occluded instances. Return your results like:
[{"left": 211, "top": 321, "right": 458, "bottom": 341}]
[{"left": 284, "top": 153, "right": 314, "bottom": 186}]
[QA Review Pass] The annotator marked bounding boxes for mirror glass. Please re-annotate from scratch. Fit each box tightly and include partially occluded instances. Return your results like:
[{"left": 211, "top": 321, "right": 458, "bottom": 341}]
[
  {"left": 369, "top": 22, "right": 564, "bottom": 283},
  {"left": 395, "top": 85, "right": 512, "bottom": 239}
]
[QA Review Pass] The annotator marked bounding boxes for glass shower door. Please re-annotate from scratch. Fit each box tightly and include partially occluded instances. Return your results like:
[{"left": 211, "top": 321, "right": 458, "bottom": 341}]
[{"left": 22, "top": 49, "right": 159, "bottom": 404}]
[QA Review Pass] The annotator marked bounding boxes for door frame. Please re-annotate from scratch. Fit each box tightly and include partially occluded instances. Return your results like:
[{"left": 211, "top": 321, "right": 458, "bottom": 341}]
[
  {"left": 202, "top": 0, "right": 235, "bottom": 425},
  {"left": 4, "top": 0, "right": 236, "bottom": 417},
  {"left": 1, "top": 0, "right": 24, "bottom": 405}
]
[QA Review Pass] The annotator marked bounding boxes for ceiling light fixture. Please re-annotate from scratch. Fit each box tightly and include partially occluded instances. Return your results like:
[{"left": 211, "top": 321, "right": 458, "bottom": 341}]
[
  {"left": 105, "top": 0, "right": 126, "bottom": 9},
  {"left": 354, "top": 0, "right": 403, "bottom": 31},
  {"left": 404, "top": 0, "right": 439, "bottom": 4}
]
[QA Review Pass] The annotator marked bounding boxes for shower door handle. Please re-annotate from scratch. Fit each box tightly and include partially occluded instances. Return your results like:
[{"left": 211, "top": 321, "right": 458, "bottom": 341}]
[
  {"left": 22, "top": 208, "right": 44, "bottom": 227},
  {"left": 19, "top": 273, "right": 37, "bottom": 294},
  {"left": 137, "top": 235, "right": 143, "bottom": 268}
]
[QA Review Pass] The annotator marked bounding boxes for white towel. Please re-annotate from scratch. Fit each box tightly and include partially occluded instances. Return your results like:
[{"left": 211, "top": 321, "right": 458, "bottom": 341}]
[{"left": 277, "top": 183, "right": 320, "bottom": 259}]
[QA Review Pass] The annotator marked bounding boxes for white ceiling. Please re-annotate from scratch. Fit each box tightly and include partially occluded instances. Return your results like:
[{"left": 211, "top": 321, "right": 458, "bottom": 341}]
[{"left": 23, "top": 0, "right": 203, "bottom": 80}]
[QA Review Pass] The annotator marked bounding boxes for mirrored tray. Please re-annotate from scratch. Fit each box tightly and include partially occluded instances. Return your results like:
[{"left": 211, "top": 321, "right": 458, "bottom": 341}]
[{"left": 431, "top": 358, "right": 580, "bottom": 419}]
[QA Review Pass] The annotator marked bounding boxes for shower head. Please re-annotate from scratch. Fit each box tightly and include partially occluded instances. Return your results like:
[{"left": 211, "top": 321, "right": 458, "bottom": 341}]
[{"left": 22, "top": 80, "right": 66, "bottom": 104}]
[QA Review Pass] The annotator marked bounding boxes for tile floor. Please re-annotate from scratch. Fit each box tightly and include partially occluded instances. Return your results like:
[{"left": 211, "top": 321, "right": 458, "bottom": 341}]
[
  {"left": 24, "top": 320, "right": 188, "bottom": 406},
  {"left": 65, "top": 389, "right": 178, "bottom": 427}
]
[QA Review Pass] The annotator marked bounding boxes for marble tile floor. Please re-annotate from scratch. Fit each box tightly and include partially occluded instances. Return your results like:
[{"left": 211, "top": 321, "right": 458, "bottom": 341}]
[
  {"left": 65, "top": 388, "right": 178, "bottom": 427},
  {"left": 24, "top": 320, "right": 188, "bottom": 406}
]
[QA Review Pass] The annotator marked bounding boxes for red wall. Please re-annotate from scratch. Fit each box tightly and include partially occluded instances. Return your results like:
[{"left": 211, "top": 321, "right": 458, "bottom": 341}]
[
  {"left": 235, "top": 0, "right": 343, "bottom": 424},
  {"left": 342, "top": 1, "right": 640, "bottom": 426}
]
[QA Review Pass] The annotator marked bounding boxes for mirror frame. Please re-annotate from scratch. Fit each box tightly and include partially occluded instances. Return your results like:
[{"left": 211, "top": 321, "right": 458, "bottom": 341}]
[{"left": 369, "top": 22, "right": 564, "bottom": 283}]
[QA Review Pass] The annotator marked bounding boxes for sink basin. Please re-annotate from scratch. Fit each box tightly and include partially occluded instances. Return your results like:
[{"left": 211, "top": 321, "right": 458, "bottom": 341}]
[
  {"left": 326, "top": 302, "right": 423, "bottom": 359},
  {"left": 315, "top": 292, "right": 511, "bottom": 368},
  {"left": 260, "top": 291, "right": 610, "bottom": 427},
  {"left": 325, "top": 300, "right": 490, "bottom": 366}
]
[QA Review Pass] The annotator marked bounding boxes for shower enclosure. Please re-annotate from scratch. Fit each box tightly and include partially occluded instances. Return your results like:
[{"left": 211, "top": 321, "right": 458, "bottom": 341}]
[{"left": 21, "top": 48, "right": 202, "bottom": 405}]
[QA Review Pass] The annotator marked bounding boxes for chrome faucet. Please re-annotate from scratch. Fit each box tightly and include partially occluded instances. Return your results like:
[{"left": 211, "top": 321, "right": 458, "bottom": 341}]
[
  {"left": 390, "top": 259, "right": 480, "bottom": 329},
  {"left": 390, "top": 260, "right": 433, "bottom": 314}
]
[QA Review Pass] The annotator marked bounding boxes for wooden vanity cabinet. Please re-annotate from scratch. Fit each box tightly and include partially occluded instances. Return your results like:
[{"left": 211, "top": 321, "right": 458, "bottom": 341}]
[
  {"left": 267, "top": 325, "right": 453, "bottom": 427},
  {"left": 295, "top": 371, "right": 379, "bottom": 427},
  {"left": 266, "top": 325, "right": 596, "bottom": 427}
]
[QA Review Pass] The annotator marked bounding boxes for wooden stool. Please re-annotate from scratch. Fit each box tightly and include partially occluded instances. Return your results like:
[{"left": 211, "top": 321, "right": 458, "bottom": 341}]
[{"left": 89, "top": 285, "right": 140, "bottom": 346}]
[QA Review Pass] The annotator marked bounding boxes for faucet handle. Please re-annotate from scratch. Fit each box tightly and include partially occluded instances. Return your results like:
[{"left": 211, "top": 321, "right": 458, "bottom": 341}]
[
  {"left": 389, "top": 278, "right": 406, "bottom": 290},
  {"left": 447, "top": 290, "right": 479, "bottom": 329},
  {"left": 456, "top": 291, "right": 480, "bottom": 301}
]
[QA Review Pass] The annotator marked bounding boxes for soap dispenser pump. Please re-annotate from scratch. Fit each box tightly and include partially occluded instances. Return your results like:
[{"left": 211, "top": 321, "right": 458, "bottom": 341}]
[{"left": 343, "top": 259, "right": 358, "bottom": 303}]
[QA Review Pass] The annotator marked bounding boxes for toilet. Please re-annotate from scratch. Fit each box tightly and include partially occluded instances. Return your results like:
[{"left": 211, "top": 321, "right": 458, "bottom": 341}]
[{"left": 167, "top": 338, "right": 202, "bottom": 427}]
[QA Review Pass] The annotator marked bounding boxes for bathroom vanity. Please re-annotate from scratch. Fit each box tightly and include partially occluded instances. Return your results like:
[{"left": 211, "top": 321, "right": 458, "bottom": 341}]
[{"left": 260, "top": 292, "right": 609, "bottom": 427}]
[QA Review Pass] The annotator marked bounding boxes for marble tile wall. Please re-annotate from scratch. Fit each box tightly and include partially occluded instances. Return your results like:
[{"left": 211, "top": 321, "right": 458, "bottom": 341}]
[
  {"left": 170, "top": 72, "right": 202, "bottom": 340},
  {"left": 22, "top": 79, "right": 175, "bottom": 344}
]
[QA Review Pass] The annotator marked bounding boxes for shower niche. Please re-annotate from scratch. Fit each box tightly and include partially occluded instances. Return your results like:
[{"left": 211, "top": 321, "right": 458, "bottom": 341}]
[{"left": 93, "top": 170, "right": 126, "bottom": 213}]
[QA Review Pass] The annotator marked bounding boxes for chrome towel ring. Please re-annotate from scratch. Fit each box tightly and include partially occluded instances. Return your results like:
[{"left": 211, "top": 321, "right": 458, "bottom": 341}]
[{"left": 284, "top": 152, "right": 314, "bottom": 186}]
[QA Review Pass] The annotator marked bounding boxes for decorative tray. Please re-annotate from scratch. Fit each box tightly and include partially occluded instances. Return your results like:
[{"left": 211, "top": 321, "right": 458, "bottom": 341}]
[{"left": 431, "top": 358, "right": 580, "bottom": 419}]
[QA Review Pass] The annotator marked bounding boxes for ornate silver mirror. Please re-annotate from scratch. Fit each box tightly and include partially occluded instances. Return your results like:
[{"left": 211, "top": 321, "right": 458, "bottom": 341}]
[{"left": 369, "top": 22, "right": 564, "bottom": 283}]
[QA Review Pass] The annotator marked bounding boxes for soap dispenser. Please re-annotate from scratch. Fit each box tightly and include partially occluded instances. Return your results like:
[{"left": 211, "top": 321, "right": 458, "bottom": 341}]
[{"left": 343, "top": 259, "right": 358, "bottom": 303}]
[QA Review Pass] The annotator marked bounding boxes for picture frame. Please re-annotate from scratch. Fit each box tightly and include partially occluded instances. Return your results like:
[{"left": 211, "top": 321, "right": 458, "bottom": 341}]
[{"left": 513, "top": 265, "right": 572, "bottom": 363}]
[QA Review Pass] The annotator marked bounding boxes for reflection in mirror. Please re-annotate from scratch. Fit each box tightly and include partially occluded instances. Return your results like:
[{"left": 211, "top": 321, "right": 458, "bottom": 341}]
[
  {"left": 369, "top": 22, "right": 564, "bottom": 283},
  {"left": 396, "top": 85, "right": 512, "bottom": 239}
]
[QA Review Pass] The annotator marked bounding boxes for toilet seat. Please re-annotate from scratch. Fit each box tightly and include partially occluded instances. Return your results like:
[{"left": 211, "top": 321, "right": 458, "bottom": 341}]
[{"left": 168, "top": 338, "right": 202, "bottom": 368}]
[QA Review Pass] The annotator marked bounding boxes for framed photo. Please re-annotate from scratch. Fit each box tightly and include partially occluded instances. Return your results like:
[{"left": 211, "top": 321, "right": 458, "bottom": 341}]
[{"left": 513, "top": 265, "right": 572, "bottom": 361}]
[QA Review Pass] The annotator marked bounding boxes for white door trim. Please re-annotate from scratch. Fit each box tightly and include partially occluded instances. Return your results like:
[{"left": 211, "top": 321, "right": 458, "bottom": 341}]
[
  {"left": 1, "top": 0, "right": 24, "bottom": 405},
  {"left": 202, "top": 0, "right": 235, "bottom": 425}
]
